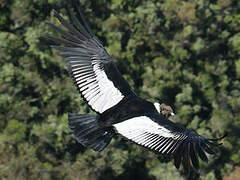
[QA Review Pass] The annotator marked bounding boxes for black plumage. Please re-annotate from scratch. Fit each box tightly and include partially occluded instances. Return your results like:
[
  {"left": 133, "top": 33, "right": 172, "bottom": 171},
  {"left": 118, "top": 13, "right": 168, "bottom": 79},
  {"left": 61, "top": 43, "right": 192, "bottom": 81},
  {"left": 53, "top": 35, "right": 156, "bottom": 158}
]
[{"left": 45, "top": 4, "right": 226, "bottom": 172}]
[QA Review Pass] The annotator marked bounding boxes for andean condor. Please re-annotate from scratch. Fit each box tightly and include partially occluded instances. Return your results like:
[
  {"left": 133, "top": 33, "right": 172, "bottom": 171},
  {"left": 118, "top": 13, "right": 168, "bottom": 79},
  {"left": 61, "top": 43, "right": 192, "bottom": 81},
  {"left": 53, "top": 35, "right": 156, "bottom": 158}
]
[{"left": 45, "top": 4, "right": 226, "bottom": 172}]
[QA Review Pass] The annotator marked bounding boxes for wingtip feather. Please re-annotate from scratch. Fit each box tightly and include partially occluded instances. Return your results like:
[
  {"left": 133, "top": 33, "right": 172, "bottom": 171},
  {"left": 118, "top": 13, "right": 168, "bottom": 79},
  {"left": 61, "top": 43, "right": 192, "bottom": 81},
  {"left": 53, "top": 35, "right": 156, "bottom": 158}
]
[{"left": 207, "top": 132, "right": 228, "bottom": 141}]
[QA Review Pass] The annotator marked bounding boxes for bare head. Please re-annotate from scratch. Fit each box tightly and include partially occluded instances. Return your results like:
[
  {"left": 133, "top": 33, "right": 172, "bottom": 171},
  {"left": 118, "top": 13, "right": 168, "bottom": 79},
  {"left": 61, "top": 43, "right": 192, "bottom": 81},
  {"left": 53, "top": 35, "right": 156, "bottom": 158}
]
[{"left": 154, "top": 102, "right": 175, "bottom": 117}]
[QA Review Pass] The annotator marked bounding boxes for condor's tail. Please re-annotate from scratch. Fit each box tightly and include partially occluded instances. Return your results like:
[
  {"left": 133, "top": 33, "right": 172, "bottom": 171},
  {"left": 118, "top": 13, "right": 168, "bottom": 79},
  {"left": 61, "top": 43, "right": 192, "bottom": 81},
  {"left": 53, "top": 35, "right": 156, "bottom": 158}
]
[{"left": 68, "top": 113, "right": 113, "bottom": 152}]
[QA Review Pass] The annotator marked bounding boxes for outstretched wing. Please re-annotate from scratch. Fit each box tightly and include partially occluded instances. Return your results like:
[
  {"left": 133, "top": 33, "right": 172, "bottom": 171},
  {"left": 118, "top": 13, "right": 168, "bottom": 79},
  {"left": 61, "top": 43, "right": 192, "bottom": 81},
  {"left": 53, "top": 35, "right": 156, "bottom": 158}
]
[
  {"left": 113, "top": 115, "right": 225, "bottom": 171},
  {"left": 46, "top": 9, "right": 136, "bottom": 113}
]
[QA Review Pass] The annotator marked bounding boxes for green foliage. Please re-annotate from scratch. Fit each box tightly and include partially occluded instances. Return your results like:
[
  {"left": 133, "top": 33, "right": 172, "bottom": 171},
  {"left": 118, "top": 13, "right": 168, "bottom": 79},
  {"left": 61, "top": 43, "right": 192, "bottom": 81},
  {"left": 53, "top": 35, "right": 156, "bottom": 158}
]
[
  {"left": 4, "top": 120, "right": 27, "bottom": 143},
  {"left": 1, "top": 0, "right": 240, "bottom": 179}
]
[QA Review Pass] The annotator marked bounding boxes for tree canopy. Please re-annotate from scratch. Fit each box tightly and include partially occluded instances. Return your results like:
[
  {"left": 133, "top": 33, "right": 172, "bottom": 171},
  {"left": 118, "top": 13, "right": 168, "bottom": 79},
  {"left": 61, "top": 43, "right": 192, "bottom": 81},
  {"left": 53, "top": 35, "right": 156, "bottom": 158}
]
[{"left": 0, "top": 0, "right": 240, "bottom": 179}]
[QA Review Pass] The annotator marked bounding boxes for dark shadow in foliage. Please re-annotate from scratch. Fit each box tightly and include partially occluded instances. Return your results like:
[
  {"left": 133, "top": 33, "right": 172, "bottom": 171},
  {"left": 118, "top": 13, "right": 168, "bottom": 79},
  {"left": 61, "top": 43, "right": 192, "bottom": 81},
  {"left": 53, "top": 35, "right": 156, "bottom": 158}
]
[
  {"left": 211, "top": 125, "right": 240, "bottom": 179},
  {"left": 98, "top": 167, "right": 116, "bottom": 180},
  {"left": 229, "top": 125, "right": 240, "bottom": 139},
  {"left": 191, "top": 83, "right": 213, "bottom": 120},
  {"left": 0, "top": 1, "right": 13, "bottom": 31},
  {"left": 66, "top": 138, "right": 86, "bottom": 162},
  {"left": 185, "top": 171, "right": 200, "bottom": 180},
  {"left": 36, "top": 142, "right": 58, "bottom": 165},
  {"left": 159, "top": 86, "right": 182, "bottom": 107},
  {"left": 214, "top": 148, "right": 231, "bottom": 180},
  {"left": 57, "top": 96, "right": 72, "bottom": 115},
  {"left": 115, "top": 160, "right": 156, "bottom": 180}
]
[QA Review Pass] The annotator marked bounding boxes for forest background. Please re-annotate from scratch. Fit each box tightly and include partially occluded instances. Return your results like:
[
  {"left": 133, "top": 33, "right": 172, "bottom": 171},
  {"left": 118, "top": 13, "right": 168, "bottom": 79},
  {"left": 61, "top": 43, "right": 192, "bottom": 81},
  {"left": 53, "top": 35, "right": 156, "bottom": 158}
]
[{"left": 0, "top": 0, "right": 240, "bottom": 179}]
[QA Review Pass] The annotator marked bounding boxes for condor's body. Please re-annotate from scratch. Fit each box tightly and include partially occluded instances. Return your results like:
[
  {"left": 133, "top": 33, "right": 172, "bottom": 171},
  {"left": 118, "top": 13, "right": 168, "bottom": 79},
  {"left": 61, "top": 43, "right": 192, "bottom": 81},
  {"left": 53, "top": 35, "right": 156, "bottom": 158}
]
[{"left": 100, "top": 96, "right": 157, "bottom": 124}]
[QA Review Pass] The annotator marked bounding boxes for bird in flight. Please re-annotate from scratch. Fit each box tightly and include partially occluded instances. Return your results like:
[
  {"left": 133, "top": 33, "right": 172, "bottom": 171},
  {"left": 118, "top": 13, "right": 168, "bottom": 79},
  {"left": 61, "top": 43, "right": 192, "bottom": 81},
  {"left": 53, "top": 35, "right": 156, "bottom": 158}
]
[{"left": 45, "top": 4, "right": 226, "bottom": 172}]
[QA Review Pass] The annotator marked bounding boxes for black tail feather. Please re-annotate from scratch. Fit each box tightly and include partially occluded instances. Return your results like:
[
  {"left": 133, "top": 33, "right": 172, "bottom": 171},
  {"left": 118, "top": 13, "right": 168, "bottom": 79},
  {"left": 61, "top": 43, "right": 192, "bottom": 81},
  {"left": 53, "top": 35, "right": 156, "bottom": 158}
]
[{"left": 68, "top": 113, "right": 112, "bottom": 152}]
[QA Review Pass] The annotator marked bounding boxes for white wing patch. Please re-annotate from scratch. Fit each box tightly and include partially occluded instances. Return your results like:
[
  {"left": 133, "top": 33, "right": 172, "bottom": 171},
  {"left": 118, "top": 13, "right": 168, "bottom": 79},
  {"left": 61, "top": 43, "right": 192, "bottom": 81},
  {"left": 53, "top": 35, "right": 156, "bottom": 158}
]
[
  {"left": 154, "top": 102, "right": 160, "bottom": 113},
  {"left": 73, "top": 58, "right": 124, "bottom": 113},
  {"left": 113, "top": 116, "right": 176, "bottom": 138},
  {"left": 113, "top": 116, "right": 187, "bottom": 153}
]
